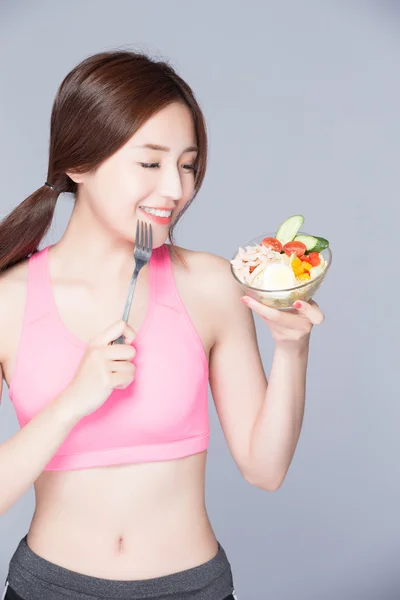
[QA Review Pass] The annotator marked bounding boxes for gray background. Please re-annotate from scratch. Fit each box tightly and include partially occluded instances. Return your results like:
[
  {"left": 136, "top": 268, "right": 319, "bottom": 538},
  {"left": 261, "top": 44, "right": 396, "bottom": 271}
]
[{"left": 0, "top": 1, "right": 398, "bottom": 598}]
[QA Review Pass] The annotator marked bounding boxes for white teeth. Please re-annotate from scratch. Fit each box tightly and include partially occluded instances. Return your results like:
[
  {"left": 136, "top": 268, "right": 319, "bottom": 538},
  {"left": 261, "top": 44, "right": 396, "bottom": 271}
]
[{"left": 141, "top": 207, "right": 172, "bottom": 218}]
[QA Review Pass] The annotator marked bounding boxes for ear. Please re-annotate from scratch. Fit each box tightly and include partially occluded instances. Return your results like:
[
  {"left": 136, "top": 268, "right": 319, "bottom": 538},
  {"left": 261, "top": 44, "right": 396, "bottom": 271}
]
[{"left": 66, "top": 170, "right": 85, "bottom": 184}]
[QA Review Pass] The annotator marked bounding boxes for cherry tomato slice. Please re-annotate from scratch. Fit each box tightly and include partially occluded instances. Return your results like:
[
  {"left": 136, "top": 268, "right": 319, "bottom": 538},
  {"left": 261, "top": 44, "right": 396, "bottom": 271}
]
[
  {"left": 309, "top": 252, "right": 321, "bottom": 267},
  {"left": 301, "top": 252, "right": 321, "bottom": 266},
  {"left": 283, "top": 241, "right": 307, "bottom": 257},
  {"left": 307, "top": 252, "right": 321, "bottom": 266},
  {"left": 260, "top": 237, "right": 282, "bottom": 253}
]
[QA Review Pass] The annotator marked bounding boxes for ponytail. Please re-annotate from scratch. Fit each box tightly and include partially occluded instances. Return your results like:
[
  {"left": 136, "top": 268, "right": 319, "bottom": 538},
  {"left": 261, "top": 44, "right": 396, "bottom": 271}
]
[{"left": 0, "top": 175, "right": 72, "bottom": 273}]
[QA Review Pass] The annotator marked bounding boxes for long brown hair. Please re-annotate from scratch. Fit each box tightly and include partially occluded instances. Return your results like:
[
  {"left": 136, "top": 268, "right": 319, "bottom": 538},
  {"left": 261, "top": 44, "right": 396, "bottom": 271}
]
[{"left": 0, "top": 50, "right": 208, "bottom": 273}]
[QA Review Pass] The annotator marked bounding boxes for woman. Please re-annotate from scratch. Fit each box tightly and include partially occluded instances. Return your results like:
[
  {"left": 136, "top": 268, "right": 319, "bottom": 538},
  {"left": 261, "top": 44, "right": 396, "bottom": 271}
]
[{"left": 0, "top": 50, "right": 324, "bottom": 600}]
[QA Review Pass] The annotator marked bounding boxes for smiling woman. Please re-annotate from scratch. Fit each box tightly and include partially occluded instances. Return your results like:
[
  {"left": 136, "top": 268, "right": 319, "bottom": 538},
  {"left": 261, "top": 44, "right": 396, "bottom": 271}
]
[
  {"left": 0, "top": 52, "right": 207, "bottom": 273},
  {"left": 0, "top": 48, "right": 324, "bottom": 600},
  {"left": 0, "top": 50, "right": 240, "bottom": 600}
]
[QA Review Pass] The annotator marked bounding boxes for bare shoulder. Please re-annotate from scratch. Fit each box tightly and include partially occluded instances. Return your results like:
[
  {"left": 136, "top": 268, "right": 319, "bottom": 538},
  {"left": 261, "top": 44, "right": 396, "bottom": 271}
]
[
  {"left": 0, "top": 260, "right": 29, "bottom": 364},
  {"left": 169, "top": 245, "right": 248, "bottom": 340},
  {"left": 170, "top": 245, "right": 242, "bottom": 299}
]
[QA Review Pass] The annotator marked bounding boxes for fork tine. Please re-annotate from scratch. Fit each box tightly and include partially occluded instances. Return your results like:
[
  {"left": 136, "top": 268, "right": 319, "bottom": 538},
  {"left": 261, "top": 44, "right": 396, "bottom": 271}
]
[
  {"left": 142, "top": 223, "right": 147, "bottom": 252},
  {"left": 134, "top": 220, "right": 152, "bottom": 256},
  {"left": 135, "top": 220, "right": 140, "bottom": 248}
]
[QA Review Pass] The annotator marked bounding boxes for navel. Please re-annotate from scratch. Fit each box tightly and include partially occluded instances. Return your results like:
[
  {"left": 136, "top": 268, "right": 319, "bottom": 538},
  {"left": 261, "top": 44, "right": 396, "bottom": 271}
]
[{"left": 116, "top": 535, "right": 125, "bottom": 553}]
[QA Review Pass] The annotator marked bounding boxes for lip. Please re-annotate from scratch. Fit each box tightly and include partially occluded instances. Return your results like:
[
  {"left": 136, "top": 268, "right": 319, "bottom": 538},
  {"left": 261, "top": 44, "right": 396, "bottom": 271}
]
[
  {"left": 139, "top": 206, "right": 174, "bottom": 210},
  {"left": 138, "top": 206, "right": 173, "bottom": 225}
]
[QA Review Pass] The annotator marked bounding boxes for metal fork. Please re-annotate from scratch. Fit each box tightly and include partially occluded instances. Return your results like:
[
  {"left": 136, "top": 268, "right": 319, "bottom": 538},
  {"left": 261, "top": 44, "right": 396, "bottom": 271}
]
[{"left": 112, "top": 220, "right": 153, "bottom": 344}]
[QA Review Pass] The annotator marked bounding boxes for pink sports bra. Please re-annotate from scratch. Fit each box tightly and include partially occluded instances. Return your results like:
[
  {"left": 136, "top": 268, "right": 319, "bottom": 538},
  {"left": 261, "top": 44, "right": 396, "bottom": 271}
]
[{"left": 7, "top": 244, "right": 210, "bottom": 470}]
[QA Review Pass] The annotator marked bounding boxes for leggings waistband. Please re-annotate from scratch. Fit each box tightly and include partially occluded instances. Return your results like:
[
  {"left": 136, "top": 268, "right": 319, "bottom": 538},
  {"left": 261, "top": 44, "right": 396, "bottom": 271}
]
[{"left": 6, "top": 535, "right": 234, "bottom": 600}]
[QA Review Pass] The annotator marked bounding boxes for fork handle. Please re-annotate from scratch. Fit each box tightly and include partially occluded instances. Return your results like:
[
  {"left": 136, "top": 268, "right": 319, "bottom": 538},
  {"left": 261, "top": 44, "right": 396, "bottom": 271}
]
[
  {"left": 122, "top": 266, "right": 140, "bottom": 322},
  {"left": 112, "top": 266, "right": 140, "bottom": 345}
]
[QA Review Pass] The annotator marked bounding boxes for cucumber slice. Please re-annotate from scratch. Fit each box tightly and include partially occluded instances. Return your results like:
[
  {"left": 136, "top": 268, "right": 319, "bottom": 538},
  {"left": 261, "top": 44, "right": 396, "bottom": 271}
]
[
  {"left": 275, "top": 215, "right": 304, "bottom": 245},
  {"left": 294, "top": 235, "right": 318, "bottom": 252},
  {"left": 294, "top": 234, "right": 330, "bottom": 253},
  {"left": 311, "top": 237, "right": 329, "bottom": 253}
]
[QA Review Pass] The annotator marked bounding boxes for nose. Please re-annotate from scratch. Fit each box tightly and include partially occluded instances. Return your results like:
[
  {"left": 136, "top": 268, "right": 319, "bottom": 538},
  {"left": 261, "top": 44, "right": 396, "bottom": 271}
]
[{"left": 158, "top": 165, "right": 183, "bottom": 202}]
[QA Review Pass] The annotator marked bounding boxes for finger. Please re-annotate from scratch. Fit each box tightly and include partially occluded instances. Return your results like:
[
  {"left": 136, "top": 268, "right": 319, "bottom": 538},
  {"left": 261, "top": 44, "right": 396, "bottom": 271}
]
[
  {"left": 119, "top": 322, "right": 135, "bottom": 344},
  {"left": 92, "top": 320, "right": 136, "bottom": 346},
  {"left": 110, "top": 365, "right": 135, "bottom": 389},
  {"left": 120, "top": 321, "right": 136, "bottom": 344},
  {"left": 240, "top": 296, "right": 282, "bottom": 321},
  {"left": 110, "top": 361, "right": 136, "bottom": 375},
  {"left": 293, "top": 300, "right": 325, "bottom": 325},
  {"left": 105, "top": 344, "right": 136, "bottom": 361},
  {"left": 242, "top": 296, "right": 320, "bottom": 328}
]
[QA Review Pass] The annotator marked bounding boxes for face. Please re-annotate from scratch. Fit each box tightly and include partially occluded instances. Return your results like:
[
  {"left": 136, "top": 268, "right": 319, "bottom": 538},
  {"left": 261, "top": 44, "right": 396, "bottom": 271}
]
[{"left": 68, "top": 102, "right": 198, "bottom": 248}]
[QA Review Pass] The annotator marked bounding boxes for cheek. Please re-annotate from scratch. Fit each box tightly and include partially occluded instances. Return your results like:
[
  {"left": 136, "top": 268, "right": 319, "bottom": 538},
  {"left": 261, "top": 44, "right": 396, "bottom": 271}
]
[
  {"left": 83, "top": 171, "right": 128, "bottom": 223},
  {"left": 120, "top": 168, "right": 156, "bottom": 206},
  {"left": 179, "top": 177, "right": 195, "bottom": 206},
  {"left": 91, "top": 163, "right": 142, "bottom": 208}
]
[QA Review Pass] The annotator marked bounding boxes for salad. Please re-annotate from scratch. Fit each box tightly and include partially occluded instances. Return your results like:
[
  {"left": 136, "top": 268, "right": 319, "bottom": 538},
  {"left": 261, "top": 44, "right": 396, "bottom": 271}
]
[{"left": 230, "top": 215, "right": 330, "bottom": 298}]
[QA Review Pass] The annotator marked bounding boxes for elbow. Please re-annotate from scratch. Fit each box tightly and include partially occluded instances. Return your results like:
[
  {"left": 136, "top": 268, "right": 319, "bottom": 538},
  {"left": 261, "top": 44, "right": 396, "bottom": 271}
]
[
  {"left": 244, "top": 474, "right": 283, "bottom": 492},
  {"left": 242, "top": 466, "right": 286, "bottom": 491},
  {"left": 0, "top": 502, "right": 10, "bottom": 517}
]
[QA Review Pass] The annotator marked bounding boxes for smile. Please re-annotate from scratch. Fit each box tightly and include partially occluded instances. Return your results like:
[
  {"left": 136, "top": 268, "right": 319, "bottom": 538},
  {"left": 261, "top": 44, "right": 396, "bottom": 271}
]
[{"left": 139, "top": 207, "right": 173, "bottom": 218}]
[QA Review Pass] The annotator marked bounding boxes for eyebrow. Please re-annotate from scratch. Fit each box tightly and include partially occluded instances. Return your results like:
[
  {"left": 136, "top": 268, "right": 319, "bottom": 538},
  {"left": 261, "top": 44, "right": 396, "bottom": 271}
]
[{"left": 133, "top": 143, "right": 198, "bottom": 153}]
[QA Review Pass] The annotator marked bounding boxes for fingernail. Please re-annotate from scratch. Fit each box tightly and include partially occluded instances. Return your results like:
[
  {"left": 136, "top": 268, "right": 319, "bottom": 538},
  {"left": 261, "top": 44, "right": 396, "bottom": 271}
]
[
  {"left": 241, "top": 296, "right": 250, "bottom": 304},
  {"left": 293, "top": 301, "right": 302, "bottom": 309}
]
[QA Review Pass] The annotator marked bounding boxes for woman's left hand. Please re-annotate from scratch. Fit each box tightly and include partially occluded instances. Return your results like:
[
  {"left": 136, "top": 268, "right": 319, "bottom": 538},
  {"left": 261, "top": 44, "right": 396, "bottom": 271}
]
[{"left": 240, "top": 297, "right": 325, "bottom": 344}]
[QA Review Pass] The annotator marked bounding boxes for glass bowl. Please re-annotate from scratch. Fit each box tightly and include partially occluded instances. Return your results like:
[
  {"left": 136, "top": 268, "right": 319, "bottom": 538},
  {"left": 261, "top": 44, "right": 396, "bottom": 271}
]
[{"left": 230, "top": 232, "right": 332, "bottom": 310}]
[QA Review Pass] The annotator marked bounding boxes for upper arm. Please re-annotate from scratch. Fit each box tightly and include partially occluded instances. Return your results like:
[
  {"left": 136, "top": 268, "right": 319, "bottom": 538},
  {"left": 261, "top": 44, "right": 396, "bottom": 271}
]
[
  {"left": 0, "top": 363, "right": 3, "bottom": 406},
  {"left": 0, "top": 283, "right": 6, "bottom": 404},
  {"left": 0, "top": 277, "right": 8, "bottom": 405},
  {"left": 0, "top": 268, "right": 19, "bottom": 404},
  {"left": 206, "top": 255, "right": 268, "bottom": 475}
]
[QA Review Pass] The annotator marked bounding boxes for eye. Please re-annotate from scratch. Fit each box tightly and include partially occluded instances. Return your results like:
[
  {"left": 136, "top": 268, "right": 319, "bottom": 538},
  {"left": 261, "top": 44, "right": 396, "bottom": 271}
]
[
  {"left": 181, "top": 164, "right": 197, "bottom": 173},
  {"left": 139, "top": 163, "right": 160, "bottom": 169}
]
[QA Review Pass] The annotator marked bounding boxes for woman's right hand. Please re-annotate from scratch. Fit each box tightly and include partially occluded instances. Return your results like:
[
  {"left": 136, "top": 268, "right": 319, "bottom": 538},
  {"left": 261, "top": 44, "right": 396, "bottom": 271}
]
[{"left": 59, "top": 319, "right": 136, "bottom": 421}]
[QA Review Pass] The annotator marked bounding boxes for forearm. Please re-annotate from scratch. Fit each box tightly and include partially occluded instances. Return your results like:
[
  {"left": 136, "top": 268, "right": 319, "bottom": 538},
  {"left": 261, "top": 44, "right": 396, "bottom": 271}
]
[
  {"left": 247, "top": 338, "right": 310, "bottom": 490},
  {"left": 0, "top": 391, "right": 80, "bottom": 515}
]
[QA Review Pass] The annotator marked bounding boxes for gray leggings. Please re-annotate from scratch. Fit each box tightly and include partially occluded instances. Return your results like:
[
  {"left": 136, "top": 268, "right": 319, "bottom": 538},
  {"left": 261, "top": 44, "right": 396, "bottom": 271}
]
[{"left": 3, "top": 536, "right": 236, "bottom": 600}]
